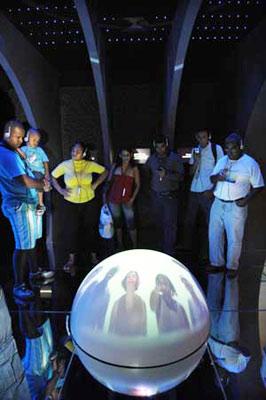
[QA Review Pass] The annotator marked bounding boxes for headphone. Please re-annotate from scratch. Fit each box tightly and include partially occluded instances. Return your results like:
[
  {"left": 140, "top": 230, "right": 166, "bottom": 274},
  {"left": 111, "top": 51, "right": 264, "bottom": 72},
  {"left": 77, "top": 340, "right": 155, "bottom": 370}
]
[
  {"left": 3, "top": 126, "right": 11, "bottom": 139},
  {"left": 24, "top": 130, "right": 30, "bottom": 142},
  {"left": 71, "top": 142, "right": 87, "bottom": 158}
]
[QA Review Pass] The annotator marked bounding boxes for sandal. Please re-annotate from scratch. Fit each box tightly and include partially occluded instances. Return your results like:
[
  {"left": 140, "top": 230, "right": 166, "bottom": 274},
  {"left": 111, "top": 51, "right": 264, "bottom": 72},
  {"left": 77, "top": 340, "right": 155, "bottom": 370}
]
[{"left": 63, "top": 261, "right": 76, "bottom": 276}]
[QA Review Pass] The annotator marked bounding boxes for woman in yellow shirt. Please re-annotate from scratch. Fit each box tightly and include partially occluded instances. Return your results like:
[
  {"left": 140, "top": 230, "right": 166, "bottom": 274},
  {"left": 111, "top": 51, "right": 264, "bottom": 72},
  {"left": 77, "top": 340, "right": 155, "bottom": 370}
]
[{"left": 51, "top": 141, "right": 108, "bottom": 275}]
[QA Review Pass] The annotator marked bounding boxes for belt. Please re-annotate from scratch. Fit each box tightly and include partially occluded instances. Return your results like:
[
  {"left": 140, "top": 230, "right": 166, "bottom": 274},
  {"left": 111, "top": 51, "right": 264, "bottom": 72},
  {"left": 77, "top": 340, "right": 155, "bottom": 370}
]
[
  {"left": 217, "top": 198, "right": 241, "bottom": 203},
  {"left": 155, "top": 190, "right": 179, "bottom": 198}
]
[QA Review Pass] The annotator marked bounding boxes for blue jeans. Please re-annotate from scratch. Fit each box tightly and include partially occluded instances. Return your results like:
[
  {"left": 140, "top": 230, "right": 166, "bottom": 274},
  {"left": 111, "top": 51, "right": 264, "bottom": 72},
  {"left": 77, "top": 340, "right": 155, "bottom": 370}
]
[
  {"left": 108, "top": 202, "right": 136, "bottom": 230},
  {"left": 0, "top": 288, "right": 31, "bottom": 400},
  {"left": 209, "top": 198, "right": 248, "bottom": 270},
  {"left": 151, "top": 192, "right": 178, "bottom": 256},
  {"left": 207, "top": 274, "right": 239, "bottom": 343}
]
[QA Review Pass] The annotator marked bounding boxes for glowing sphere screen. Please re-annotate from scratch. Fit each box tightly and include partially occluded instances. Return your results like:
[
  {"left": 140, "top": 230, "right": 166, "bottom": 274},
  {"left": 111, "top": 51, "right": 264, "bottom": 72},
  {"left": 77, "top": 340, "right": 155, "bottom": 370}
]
[{"left": 70, "top": 249, "right": 210, "bottom": 396}]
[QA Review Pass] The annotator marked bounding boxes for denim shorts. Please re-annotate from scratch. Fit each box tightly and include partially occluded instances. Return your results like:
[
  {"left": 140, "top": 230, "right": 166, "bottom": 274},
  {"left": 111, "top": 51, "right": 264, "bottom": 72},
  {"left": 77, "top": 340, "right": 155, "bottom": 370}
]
[
  {"left": 108, "top": 202, "right": 136, "bottom": 230},
  {"left": 2, "top": 202, "right": 42, "bottom": 250}
]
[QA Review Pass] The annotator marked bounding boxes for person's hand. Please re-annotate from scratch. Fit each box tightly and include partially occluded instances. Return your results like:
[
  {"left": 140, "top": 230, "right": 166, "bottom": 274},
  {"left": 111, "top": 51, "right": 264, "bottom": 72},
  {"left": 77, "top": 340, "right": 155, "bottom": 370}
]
[
  {"left": 125, "top": 198, "right": 134, "bottom": 207},
  {"left": 91, "top": 182, "right": 97, "bottom": 191},
  {"left": 235, "top": 197, "right": 248, "bottom": 207},
  {"left": 193, "top": 148, "right": 201, "bottom": 162},
  {"left": 202, "top": 190, "right": 214, "bottom": 200},
  {"left": 60, "top": 188, "right": 71, "bottom": 197},
  {"left": 43, "top": 177, "right": 52, "bottom": 192},
  {"left": 216, "top": 169, "right": 228, "bottom": 181},
  {"left": 158, "top": 167, "right": 166, "bottom": 181}
]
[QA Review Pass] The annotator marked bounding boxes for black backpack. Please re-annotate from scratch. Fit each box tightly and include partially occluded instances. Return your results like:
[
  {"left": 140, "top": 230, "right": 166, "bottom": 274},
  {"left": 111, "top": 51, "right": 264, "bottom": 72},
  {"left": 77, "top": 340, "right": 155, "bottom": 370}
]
[{"left": 211, "top": 143, "right": 217, "bottom": 165}]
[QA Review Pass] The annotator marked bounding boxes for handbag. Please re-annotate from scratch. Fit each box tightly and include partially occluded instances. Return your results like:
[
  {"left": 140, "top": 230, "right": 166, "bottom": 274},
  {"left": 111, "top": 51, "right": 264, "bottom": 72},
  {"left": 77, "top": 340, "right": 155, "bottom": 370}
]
[{"left": 99, "top": 204, "right": 114, "bottom": 239}]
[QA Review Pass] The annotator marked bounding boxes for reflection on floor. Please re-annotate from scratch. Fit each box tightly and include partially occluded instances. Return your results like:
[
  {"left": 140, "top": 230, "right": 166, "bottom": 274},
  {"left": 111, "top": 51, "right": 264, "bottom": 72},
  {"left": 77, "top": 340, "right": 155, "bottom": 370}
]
[{"left": 1, "top": 230, "right": 266, "bottom": 399}]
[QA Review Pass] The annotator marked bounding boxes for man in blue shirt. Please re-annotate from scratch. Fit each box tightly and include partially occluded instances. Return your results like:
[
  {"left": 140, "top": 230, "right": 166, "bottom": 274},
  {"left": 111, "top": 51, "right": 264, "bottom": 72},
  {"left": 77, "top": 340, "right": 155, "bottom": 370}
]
[{"left": 0, "top": 119, "right": 51, "bottom": 300}]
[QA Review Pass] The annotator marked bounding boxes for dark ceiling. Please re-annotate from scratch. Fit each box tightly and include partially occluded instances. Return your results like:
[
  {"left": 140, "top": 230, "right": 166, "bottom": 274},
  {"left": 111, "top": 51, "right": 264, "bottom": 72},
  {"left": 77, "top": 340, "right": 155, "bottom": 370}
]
[{"left": 0, "top": 0, "right": 266, "bottom": 84}]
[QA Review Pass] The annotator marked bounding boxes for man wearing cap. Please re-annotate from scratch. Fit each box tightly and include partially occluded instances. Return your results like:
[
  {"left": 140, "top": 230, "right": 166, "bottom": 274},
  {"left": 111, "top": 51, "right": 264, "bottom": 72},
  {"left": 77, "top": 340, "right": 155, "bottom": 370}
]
[
  {"left": 145, "top": 134, "right": 184, "bottom": 256},
  {"left": 208, "top": 133, "right": 264, "bottom": 278},
  {"left": 0, "top": 119, "right": 52, "bottom": 301}
]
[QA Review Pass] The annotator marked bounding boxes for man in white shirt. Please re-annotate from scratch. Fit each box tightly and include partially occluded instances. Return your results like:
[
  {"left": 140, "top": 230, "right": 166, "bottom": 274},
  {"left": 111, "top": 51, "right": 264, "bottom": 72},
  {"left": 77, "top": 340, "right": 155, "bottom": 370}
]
[
  {"left": 208, "top": 133, "right": 264, "bottom": 278},
  {"left": 183, "top": 130, "right": 223, "bottom": 261}
]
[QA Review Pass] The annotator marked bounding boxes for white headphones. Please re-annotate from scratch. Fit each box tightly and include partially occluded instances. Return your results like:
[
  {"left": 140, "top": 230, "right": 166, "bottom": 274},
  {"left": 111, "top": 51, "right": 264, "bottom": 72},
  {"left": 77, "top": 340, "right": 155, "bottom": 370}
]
[
  {"left": 3, "top": 126, "right": 11, "bottom": 139},
  {"left": 24, "top": 130, "right": 30, "bottom": 142}
]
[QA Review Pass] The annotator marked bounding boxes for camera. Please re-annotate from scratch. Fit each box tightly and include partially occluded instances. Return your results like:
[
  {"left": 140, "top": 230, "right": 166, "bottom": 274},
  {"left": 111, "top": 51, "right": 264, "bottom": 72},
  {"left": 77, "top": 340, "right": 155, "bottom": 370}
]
[{"left": 194, "top": 147, "right": 200, "bottom": 155}]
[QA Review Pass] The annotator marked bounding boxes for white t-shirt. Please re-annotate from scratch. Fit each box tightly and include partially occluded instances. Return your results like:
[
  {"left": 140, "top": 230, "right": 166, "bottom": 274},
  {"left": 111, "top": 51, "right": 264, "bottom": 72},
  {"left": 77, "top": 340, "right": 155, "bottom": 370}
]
[
  {"left": 212, "top": 154, "right": 264, "bottom": 201},
  {"left": 189, "top": 142, "right": 224, "bottom": 192}
]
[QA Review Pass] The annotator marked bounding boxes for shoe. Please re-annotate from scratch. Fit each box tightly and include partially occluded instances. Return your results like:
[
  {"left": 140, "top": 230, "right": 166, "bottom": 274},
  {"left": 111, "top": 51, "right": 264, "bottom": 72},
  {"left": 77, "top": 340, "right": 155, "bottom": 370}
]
[
  {"left": 61, "top": 335, "right": 74, "bottom": 353},
  {"left": 63, "top": 261, "right": 76, "bottom": 276},
  {"left": 13, "top": 284, "right": 35, "bottom": 301},
  {"left": 30, "top": 269, "right": 55, "bottom": 281},
  {"left": 36, "top": 204, "right": 46, "bottom": 216},
  {"left": 32, "top": 277, "right": 55, "bottom": 287}
]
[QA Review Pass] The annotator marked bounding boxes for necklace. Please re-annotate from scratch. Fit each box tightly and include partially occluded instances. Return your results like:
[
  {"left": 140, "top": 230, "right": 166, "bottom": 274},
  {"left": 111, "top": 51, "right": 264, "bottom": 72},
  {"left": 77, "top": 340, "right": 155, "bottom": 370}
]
[{"left": 72, "top": 160, "right": 86, "bottom": 197}]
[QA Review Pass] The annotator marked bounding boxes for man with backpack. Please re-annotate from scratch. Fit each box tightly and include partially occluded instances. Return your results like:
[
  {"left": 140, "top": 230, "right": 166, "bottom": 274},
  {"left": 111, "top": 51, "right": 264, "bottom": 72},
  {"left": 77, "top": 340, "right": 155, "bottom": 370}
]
[{"left": 182, "top": 129, "right": 224, "bottom": 263}]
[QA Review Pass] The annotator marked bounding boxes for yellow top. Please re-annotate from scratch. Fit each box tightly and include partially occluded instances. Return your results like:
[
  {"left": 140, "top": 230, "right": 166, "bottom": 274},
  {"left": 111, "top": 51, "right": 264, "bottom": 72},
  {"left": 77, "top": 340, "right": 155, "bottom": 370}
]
[{"left": 52, "top": 159, "right": 105, "bottom": 203}]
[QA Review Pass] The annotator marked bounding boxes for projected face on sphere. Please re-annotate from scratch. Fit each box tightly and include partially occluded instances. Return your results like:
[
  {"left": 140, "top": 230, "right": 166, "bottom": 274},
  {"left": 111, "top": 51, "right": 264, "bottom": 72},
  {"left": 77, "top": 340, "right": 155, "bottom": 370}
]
[{"left": 70, "top": 249, "right": 210, "bottom": 397}]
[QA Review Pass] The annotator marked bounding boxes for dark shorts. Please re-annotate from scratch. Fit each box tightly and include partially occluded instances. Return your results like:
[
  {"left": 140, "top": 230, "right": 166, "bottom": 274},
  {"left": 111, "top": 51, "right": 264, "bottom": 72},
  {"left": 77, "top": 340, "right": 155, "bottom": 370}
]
[{"left": 33, "top": 171, "right": 45, "bottom": 193}]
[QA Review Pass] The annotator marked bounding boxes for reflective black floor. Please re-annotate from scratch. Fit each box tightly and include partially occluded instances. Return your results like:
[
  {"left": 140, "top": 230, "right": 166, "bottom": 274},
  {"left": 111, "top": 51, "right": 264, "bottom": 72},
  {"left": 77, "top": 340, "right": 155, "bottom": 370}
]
[{"left": 1, "top": 220, "right": 266, "bottom": 400}]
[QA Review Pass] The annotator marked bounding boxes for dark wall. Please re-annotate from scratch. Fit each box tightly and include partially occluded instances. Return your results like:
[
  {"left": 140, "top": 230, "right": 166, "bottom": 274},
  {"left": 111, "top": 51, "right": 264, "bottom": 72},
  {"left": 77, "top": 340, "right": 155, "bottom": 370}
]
[
  {"left": 234, "top": 19, "right": 266, "bottom": 136},
  {"left": 60, "top": 86, "right": 103, "bottom": 161},
  {"left": 110, "top": 83, "right": 162, "bottom": 152},
  {"left": 175, "top": 43, "right": 237, "bottom": 147}
]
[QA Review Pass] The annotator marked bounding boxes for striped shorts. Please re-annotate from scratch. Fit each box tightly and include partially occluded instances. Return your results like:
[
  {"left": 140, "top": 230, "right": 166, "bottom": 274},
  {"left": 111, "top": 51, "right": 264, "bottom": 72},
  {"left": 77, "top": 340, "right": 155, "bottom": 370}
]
[{"left": 2, "top": 202, "right": 42, "bottom": 250}]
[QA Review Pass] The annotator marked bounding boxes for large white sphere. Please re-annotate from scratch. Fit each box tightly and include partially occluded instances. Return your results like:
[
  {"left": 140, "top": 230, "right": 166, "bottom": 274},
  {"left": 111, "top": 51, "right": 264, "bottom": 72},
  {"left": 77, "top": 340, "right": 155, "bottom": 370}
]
[{"left": 70, "top": 249, "right": 210, "bottom": 397}]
